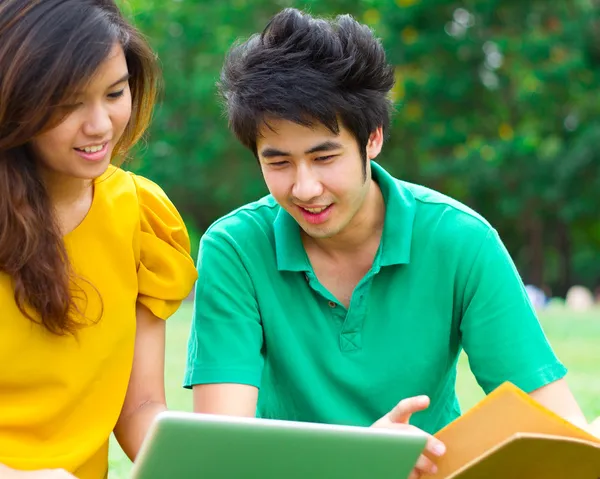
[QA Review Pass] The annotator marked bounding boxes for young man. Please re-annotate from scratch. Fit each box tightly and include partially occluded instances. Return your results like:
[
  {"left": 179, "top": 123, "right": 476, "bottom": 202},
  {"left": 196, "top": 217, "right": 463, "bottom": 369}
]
[{"left": 184, "top": 8, "right": 593, "bottom": 477}]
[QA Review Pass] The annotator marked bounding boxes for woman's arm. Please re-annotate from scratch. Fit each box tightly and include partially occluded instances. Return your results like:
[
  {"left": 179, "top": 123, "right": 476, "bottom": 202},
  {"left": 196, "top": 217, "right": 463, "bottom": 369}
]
[
  {"left": 0, "top": 464, "right": 76, "bottom": 478},
  {"left": 113, "top": 303, "right": 167, "bottom": 461}
]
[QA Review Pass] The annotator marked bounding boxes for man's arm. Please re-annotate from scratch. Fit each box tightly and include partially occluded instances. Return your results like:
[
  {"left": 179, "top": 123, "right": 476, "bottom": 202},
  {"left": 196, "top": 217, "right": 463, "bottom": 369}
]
[
  {"left": 184, "top": 230, "right": 264, "bottom": 407},
  {"left": 193, "top": 384, "right": 258, "bottom": 416},
  {"left": 457, "top": 227, "right": 593, "bottom": 430},
  {"left": 460, "top": 228, "right": 569, "bottom": 395},
  {"left": 529, "top": 378, "right": 588, "bottom": 428}
]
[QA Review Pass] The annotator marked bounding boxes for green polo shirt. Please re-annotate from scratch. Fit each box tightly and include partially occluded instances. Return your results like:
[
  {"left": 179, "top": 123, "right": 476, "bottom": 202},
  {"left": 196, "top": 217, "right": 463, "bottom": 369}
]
[{"left": 184, "top": 161, "right": 566, "bottom": 434}]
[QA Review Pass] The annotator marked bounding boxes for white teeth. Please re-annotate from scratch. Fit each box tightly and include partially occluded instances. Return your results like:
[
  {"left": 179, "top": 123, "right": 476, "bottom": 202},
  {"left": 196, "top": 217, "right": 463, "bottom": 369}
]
[
  {"left": 304, "top": 206, "right": 327, "bottom": 213},
  {"left": 79, "top": 144, "right": 104, "bottom": 153}
]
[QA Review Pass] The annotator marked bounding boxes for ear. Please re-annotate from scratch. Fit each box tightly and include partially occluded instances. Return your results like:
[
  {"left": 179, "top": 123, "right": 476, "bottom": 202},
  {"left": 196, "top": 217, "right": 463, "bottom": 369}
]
[{"left": 366, "top": 126, "right": 384, "bottom": 160}]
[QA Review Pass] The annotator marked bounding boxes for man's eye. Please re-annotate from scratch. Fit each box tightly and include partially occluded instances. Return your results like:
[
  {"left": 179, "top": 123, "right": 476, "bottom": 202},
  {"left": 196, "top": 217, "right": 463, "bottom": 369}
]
[{"left": 315, "top": 155, "right": 335, "bottom": 161}]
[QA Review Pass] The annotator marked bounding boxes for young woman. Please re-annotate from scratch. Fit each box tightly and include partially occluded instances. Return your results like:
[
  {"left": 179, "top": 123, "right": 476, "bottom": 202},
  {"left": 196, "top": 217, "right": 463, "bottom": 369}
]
[{"left": 0, "top": 1, "right": 198, "bottom": 477}]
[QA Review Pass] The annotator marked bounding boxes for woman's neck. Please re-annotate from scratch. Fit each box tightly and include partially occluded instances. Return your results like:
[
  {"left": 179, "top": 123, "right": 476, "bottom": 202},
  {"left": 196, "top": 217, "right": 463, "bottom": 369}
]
[
  {"left": 38, "top": 167, "right": 94, "bottom": 235},
  {"left": 39, "top": 167, "right": 93, "bottom": 208}
]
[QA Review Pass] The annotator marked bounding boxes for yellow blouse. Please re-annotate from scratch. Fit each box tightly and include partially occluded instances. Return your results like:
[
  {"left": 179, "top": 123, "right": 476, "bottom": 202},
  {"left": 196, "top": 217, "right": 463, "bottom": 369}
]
[{"left": 0, "top": 166, "right": 198, "bottom": 478}]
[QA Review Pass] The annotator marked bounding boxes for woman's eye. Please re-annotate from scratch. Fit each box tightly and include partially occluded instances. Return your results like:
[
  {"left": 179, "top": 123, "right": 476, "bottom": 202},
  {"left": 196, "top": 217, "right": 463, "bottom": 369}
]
[{"left": 107, "top": 89, "right": 125, "bottom": 99}]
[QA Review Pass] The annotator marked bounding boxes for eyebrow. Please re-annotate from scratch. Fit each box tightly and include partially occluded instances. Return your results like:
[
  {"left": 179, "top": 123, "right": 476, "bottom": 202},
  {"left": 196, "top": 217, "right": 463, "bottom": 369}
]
[
  {"left": 109, "top": 73, "right": 131, "bottom": 88},
  {"left": 305, "top": 141, "right": 343, "bottom": 155},
  {"left": 260, "top": 140, "right": 343, "bottom": 158},
  {"left": 72, "top": 73, "right": 130, "bottom": 96}
]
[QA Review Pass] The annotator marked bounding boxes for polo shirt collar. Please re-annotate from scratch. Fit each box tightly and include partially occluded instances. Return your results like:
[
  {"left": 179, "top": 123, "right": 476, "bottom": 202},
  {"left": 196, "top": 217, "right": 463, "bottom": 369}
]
[
  {"left": 371, "top": 161, "right": 415, "bottom": 266},
  {"left": 273, "top": 161, "right": 416, "bottom": 271},
  {"left": 274, "top": 207, "right": 310, "bottom": 272}
]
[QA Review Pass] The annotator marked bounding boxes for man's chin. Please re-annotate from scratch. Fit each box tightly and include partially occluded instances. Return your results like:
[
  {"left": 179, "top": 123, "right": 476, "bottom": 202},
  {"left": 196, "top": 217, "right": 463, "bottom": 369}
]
[{"left": 299, "top": 223, "right": 339, "bottom": 240}]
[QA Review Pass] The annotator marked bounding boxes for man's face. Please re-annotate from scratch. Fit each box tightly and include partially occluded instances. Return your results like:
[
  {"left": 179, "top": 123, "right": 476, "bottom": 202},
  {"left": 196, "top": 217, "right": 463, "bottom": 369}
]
[{"left": 256, "top": 118, "right": 382, "bottom": 240}]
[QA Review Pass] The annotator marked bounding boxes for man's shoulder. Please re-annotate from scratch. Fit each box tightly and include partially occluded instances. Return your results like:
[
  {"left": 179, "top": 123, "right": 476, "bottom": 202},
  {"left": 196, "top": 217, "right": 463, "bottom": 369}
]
[
  {"left": 203, "top": 194, "right": 280, "bottom": 245},
  {"left": 399, "top": 179, "right": 494, "bottom": 245},
  {"left": 401, "top": 180, "right": 488, "bottom": 224}
]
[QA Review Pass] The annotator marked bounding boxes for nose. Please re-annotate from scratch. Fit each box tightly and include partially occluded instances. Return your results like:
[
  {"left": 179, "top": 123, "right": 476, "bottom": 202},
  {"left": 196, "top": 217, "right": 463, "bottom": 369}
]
[
  {"left": 292, "top": 163, "right": 324, "bottom": 202},
  {"left": 82, "top": 102, "right": 112, "bottom": 138}
]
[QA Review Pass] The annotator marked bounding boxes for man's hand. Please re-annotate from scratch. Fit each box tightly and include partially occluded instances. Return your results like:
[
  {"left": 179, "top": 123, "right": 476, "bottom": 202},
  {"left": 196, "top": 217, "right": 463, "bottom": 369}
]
[{"left": 372, "top": 396, "right": 446, "bottom": 479}]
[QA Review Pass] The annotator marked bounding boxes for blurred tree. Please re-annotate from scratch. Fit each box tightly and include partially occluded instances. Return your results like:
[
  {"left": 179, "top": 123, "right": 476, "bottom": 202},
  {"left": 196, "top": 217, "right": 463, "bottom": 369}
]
[
  {"left": 119, "top": 0, "right": 385, "bottom": 257},
  {"left": 119, "top": 0, "right": 600, "bottom": 293},
  {"left": 380, "top": 0, "right": 600, "bottom": 294}
]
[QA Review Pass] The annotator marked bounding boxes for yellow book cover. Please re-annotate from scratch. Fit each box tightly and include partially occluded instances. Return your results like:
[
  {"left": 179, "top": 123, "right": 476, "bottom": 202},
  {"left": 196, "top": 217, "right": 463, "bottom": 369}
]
[{"left": 429, "top": 382, "right": 600, "bottom": 478}]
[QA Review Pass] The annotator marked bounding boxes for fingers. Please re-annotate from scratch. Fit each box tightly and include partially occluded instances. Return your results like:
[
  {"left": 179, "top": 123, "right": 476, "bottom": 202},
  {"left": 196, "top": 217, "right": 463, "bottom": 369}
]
[
  {"left": 408, "top": 470, "right": 421, "bottom": 479},
  {"left": 410, "top": 435, "right": 445, "bottom": 478},
  {"left": 414, "top": 452, "right": 439, "bottom": 475},
  {"left": 387, "top": 395, "right": 430, "bottom": 424},
  {"left": 408, "top": 449, "right": 443, "bottom": 479},
  {"left": 409, "top": 434, "right": 446, "bottom": 479},
  {"left": 424, "top": 434, "right": 446, "bottom": 459}
]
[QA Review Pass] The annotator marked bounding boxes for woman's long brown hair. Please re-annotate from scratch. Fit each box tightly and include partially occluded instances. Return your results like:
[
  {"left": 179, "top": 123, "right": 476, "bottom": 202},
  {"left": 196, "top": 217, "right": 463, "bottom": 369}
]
[{"left": 0, "top": 0, "right": 160, "bottom": 335}]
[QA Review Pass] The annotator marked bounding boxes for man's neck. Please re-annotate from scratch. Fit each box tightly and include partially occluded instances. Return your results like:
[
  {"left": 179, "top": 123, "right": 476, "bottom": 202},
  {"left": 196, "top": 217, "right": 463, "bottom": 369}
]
[{"left": 303, "top": 179, "right": 386, "bottom": 260}]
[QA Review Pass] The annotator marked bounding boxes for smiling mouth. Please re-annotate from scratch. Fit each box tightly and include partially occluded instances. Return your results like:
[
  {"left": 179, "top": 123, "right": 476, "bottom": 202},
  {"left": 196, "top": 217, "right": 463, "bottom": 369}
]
[
  {"left": 301, "top": 206, "right": 330, "bottom": 214},
  {"left": 74, "top": 143, "right": 108, "bottom": 153}
]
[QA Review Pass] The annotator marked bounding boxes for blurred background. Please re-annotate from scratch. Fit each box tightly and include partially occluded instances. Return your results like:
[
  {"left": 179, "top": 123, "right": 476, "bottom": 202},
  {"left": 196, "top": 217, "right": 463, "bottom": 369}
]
[
  {"left": 109, "top": 1, "right": 600, "bottom": 475},
  {"left": 119, "top": 0, "right": 600, "bottom": 303}
]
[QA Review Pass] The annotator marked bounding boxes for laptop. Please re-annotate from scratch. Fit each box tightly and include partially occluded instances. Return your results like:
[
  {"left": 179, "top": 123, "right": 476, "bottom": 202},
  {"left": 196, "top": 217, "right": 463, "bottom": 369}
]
[{"left": 130, "top": 411, "right": 427, "bottom": 479}]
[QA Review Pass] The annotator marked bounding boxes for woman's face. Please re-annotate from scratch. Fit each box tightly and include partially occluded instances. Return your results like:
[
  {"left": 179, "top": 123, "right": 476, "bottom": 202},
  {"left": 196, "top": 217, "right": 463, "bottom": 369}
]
[{"left": 30, "top": 43, "right": 132, "bottom": 182}]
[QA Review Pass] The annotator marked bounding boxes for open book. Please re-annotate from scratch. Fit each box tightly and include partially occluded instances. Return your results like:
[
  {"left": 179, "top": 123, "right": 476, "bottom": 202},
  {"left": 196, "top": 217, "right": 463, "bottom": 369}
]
[{"left": 428, "top": 382, "right": 600, "bottom": 478}]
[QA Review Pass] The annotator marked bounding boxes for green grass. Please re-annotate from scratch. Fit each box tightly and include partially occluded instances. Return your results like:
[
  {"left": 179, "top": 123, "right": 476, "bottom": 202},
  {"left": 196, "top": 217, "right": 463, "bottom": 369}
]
[{"left": 108, "top": 303, "right": 600, "bottom": 478}]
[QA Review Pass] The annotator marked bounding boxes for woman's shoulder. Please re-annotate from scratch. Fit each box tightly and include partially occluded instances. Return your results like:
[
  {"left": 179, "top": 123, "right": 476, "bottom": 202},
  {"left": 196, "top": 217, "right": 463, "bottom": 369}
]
[
  {"left": 92, "top": 164, "right": 176, "bottom": 220},
  {"left": 96, "top": 165, "right": 177, "bottom": 212},
  {"left": 98, "top": 167, "right": 198, "bottom": 319},
  {"left": 94, "top": 164, "right": 136, "bottom": 201},
  {"left": 84, "top": 164, "right": 179, "bottom": 236},
  {"left": 87, "top": 165, "right": 139, "bottom": 228}
]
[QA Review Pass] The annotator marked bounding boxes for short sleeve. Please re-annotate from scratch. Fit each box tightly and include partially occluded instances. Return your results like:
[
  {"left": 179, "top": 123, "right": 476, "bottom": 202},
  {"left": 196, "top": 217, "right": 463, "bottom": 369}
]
[
  {"left": 184, "top": 229, "right": 264, "bottom": 389},
  {"left": 131, "top": 174, "right": 198, "bottom": 319},
  {"left": 460, "top": 228, "right": 567, "bottom": 394}
]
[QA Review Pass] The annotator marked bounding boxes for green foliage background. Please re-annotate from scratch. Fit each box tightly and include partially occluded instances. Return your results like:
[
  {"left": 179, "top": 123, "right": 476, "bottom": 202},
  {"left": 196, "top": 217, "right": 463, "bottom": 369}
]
[{"left": 119, "top": 0, "right": 600, "bottom": 296}]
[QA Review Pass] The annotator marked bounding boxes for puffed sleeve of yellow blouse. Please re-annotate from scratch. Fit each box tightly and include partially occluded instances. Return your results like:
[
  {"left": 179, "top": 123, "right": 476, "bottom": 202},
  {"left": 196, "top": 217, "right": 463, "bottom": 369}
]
[{"left": 130, "top": 173, "right": 198, "bottom": 319}]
